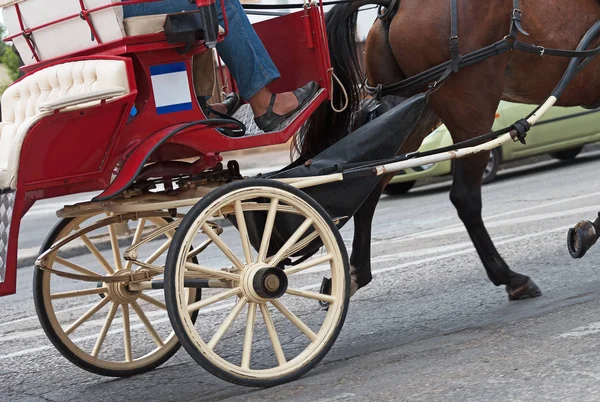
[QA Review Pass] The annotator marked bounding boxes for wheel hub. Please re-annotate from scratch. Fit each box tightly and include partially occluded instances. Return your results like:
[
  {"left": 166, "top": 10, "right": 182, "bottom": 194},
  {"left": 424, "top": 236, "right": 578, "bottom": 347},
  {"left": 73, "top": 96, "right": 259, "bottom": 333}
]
[
  {"left": 106, "top": 270, "right": 141, "bottom": 304},
  {"left": 241, "top": 264, "right": 288, "bottom": 303}
]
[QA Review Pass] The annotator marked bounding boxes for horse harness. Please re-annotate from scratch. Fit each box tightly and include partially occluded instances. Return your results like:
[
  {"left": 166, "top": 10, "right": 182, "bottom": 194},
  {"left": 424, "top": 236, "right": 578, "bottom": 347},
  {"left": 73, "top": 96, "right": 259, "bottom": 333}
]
[{"left": 366, "top": 0, "right": 600, "bottom": 99}]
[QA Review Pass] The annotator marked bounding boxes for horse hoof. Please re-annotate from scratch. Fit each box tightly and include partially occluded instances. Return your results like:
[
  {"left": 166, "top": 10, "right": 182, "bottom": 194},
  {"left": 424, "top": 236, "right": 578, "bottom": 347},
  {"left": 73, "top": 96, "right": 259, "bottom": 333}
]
[
  {"left": 506, "top": 278, "right": 542, "bottom": 301},
  {"left": 319, "top": 277, "right": 332, "bottom": 311},
  {"left": 349, "top": 278, "right": 359, "bottom": 297}
]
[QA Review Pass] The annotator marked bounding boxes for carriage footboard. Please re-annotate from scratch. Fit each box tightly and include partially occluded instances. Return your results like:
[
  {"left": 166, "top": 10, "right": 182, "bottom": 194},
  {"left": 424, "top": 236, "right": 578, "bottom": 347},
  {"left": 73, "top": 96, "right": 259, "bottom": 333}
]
[{"left": 0, "top": 189, "right": 15, "bottom": 286}]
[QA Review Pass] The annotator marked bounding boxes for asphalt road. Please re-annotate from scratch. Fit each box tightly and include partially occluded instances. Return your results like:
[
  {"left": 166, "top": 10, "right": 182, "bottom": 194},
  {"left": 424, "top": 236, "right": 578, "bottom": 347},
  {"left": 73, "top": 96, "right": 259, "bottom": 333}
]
[{"left": 4, "top": 151, "right": 600, "bottom": 401}]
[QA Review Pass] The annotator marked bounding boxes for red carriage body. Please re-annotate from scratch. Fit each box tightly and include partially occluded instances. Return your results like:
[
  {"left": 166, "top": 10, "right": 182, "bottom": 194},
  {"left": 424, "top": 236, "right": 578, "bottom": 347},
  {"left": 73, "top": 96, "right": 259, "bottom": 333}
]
[{"left": 0, "top": 0, "right": 333, "bottom": 296}]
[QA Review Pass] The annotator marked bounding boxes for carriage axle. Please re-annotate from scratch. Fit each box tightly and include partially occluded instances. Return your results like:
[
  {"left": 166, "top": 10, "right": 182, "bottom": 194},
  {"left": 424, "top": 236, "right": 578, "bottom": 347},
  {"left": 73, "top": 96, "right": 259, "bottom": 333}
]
[{"left": 129, "top": 278, "right": 233, "bottom": 291}]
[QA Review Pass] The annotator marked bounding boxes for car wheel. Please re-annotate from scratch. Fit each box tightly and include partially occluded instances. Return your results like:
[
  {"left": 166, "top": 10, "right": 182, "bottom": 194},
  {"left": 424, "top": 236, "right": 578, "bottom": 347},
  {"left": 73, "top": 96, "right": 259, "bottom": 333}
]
[
  {"left": 385, "top": 180, "right": 416, "bottom": 195},
  {"left": 550, "top": 146, "right": 583, "bottom": 161},
  {"left": 482, "top": 148, "right": 501, "bottom": 185}
]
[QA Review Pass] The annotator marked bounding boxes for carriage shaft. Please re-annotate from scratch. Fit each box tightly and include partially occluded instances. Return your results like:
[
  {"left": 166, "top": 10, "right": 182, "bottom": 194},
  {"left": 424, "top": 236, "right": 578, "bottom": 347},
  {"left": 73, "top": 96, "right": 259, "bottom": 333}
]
[{"left": 280, "top": 96, "right": 557, "bottom": 190}]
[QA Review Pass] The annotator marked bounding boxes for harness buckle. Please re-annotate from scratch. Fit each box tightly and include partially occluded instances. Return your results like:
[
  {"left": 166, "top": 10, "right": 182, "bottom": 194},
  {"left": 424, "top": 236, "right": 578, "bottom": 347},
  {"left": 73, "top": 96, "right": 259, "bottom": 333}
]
[
  {"left": 449, "top": 35, "right": 459, "bottom": 47},
  {"left": 511, "top": 8, "right": 529, "bottom": 36}
]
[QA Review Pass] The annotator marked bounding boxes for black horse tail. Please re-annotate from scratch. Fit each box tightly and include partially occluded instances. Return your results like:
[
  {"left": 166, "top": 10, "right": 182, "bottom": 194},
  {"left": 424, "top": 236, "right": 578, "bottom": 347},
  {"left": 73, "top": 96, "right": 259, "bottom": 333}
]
[{"left": 294, "top": 0, "right": 393, "bottom": 158}]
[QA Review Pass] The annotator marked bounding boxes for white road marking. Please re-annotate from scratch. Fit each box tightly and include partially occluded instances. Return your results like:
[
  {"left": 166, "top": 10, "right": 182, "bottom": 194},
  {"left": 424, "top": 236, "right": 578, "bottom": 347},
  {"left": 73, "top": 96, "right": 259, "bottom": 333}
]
[
  {"left": 559, "top": 322, "right": 600, "bottom": 339},
  {"left": 0, "top": 224, "right": 571, "bottom": 360},
  {"left": 314, "top": 393, "right": 358, "bottom": 402},
  {"left": 373, "top": 190, "right": 600, "bottom": 245},
  {"left": 373, "top": 203, "right": 599, "bottom": 244}
]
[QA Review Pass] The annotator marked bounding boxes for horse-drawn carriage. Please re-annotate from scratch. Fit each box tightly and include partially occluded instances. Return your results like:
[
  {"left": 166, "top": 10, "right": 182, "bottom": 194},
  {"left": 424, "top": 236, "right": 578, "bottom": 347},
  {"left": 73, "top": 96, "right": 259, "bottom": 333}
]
[{"left": 0, "top": 0, "right": 599, "bottom": 388}]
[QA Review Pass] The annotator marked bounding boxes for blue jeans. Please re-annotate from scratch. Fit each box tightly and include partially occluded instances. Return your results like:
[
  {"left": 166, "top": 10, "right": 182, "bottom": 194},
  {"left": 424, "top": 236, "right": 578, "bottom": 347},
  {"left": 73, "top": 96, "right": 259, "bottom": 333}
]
[{"left": 123, "top": 0, "right": 280, "bottom": 100}]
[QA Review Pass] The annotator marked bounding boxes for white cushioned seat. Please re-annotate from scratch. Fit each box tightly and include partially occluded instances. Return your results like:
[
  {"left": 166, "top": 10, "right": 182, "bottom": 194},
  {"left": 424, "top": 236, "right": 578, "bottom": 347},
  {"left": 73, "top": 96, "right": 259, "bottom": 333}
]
[
  {"left": 123, "top": 14, "right": 226, "bottom": 36},
  {"left": 123, "top": 14, "right": 169, "bottom": 36},
  {"left": 0, "top": 60, "right": 131, "bottom": 190}
]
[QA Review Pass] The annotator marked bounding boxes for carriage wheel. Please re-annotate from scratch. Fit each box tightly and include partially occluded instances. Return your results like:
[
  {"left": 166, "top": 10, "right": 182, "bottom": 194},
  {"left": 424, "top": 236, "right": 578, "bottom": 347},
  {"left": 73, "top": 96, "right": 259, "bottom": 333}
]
[
  {"left": 33, "top": 213, "right": 200, "bottom": 377},
  {"left": 165, "top": 180, "right": 350, "bottom": 387}
]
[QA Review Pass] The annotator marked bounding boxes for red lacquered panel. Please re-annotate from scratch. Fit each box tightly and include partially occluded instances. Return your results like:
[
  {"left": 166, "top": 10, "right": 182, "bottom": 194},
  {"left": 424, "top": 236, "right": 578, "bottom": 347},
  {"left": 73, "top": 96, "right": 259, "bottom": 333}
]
[{"left": 19, "top": 100, "right": 131, "bottom": 189}]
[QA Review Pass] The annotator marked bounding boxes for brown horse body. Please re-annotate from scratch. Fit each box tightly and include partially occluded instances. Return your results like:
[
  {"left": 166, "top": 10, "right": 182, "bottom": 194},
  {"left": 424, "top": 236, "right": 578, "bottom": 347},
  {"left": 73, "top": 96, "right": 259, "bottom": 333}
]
[{"left": 302, "top": 0, "right": 600, "bottom": 298}]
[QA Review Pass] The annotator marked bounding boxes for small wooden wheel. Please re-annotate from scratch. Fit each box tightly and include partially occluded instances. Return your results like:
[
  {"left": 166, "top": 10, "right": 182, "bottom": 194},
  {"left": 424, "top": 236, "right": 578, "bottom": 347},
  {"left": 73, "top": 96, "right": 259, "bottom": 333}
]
[
  {"left": 33, "top": 213, "right": 199, "bottom": 377},
  {"left": 165, "top": 179, "right": 350, "bottom": 387}
]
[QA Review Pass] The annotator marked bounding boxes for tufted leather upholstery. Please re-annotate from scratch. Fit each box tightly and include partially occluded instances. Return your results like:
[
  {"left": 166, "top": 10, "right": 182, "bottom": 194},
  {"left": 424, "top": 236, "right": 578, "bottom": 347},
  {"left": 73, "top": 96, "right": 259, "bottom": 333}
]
[{"left": 0, "top": 59, "right": 130, "bottom": 190}]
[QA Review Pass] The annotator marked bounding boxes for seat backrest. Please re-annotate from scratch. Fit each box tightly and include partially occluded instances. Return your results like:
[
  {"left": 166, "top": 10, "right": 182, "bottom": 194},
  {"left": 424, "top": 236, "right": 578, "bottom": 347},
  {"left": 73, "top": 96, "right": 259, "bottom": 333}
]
[
  {"left": 0, "top": 59, "right": 130, "bottom": 190},
  {"left": 1, "top": 0, "right": 125, "bottom": 65}
]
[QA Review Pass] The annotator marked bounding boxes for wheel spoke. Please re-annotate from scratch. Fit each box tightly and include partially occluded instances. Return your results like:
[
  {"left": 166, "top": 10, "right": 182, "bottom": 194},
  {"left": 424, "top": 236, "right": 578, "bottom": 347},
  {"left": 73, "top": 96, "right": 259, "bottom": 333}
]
[
  {"left": 260, "top": 303, "right": 286, "bottom": 365},
  {"left": 187, "top": 288, "right": 241, "bottom": 313},
  {"left": 208, "top": 297, "right": 248, "bottom": 351},
  {"left": 234, "top": 200, "right": 253, "bottom": 264},
  {"left": 258, "top": 198, "right": 279, "bottom": 262},
  {"left": 285, "top": 254, "right": 334, "bottom": 276},
  {"left": 80, "top": 232, "right": 114, "bottom": 274},
  {"left": 267, "top": 231, "right": 319, "bottom": 265},
  {"left": 270, "top": 218, "right": 313, "bottom": 267},
  {"left": 139, "top": 293, "right": 167, "bottom": 310},
  {"left": 144, "top": 238, "right": 172, "bottom": 266},
  {"left": 242, "top": 302, "right": 257, "bottom": 369},
  {"left": 185, "top": 262, "right": 240, "bottom": 281},
  {"left": 125, "top": 218, "right": 146, "bottom": 271},
  {"left": 122, "top": 304, "right": 133, "bottom": 362},
  {"left": 108, "top": 222, "right": 124, "bottom": 271},
  {"left": 92, "top": 302, "right": 119, "bottom": 357},
  {"left": 271, "top": 299, "right": 317, "bottom": 342},
  {"left": 66, "top": 296, "right": 112, "bottom": 335},
  {"left": 202, "top": 223, "right": 244, "bottom": 271},
  {"left": 187, "top": 238, "right": 213, "bottom": 261},
  {"left": 286, "top": 288, "right": 336, "bottom": 304},
  {"left": 54, "top": 257, "right": 100, "bottom": 277},
  {"left": 131, "top": 301, "right": 164, "bottom": 348},
  {"left": 51, "top": 287, "right": 108, "bottom": 300}
]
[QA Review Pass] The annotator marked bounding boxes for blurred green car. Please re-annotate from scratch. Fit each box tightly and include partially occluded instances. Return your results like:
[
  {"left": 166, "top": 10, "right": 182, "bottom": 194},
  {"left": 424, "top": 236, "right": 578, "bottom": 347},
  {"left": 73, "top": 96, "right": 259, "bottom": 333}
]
[{"left": 386, "top": 101, "right": 600, "bottom": 195}]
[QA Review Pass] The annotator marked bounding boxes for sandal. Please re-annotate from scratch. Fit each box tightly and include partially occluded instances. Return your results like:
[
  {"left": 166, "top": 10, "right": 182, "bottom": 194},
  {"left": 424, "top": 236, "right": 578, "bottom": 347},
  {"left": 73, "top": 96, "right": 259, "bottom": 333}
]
[{"left": 254, "top": 81, "right": 319, "bottom": 132}]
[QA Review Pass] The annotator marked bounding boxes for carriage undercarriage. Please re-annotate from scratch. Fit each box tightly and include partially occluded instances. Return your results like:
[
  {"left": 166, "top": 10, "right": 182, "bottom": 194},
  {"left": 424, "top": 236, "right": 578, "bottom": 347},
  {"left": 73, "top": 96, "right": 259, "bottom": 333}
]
[{"left": 1, "top": 0, "right": 599, "bottom": 388}]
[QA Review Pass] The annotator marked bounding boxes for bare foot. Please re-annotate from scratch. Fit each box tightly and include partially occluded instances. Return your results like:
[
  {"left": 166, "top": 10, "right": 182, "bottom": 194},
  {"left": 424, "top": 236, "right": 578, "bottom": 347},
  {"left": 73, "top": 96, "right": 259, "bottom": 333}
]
[{"left": 207, "top": 103, "right": 227, "bottom": 118}]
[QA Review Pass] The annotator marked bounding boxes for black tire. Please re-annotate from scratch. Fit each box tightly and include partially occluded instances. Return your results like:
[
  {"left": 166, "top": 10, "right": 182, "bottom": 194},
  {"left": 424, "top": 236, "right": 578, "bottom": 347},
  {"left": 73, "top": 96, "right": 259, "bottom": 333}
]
[
  {"left": 384, "top": 180, "right": 416, "bottom": 195},
  {"left": 33, "top": 216, "right": 200, "bottom": 377},
  {"left": 165, "top": 179, "right": 350, "bottom": 387},
  {"left": 550, "top": 146, "right": 583, "bottom": 161},
  {"left": 482, "top": 148, "right": 501, "bottom": 185}
]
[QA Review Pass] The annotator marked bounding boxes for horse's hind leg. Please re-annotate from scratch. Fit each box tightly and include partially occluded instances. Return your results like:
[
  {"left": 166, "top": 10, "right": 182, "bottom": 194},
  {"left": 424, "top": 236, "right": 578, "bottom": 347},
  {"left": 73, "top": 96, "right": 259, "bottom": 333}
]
[
  {"left": 349, "top": 179, "right": 387, "bottom": 295},
  {"left": 349, "top": 107, "right": 440, "bottom": 295}
]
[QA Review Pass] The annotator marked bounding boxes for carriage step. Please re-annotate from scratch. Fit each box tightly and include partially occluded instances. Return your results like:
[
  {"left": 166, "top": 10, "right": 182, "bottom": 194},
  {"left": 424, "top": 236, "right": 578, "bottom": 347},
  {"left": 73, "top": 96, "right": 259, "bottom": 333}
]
[{"left": 567, "top": 212, "right": 600, "bottom": 259}]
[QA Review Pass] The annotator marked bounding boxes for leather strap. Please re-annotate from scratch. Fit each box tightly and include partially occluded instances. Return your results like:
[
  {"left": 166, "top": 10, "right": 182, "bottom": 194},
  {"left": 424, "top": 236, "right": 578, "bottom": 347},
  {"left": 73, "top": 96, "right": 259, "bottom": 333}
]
[
  {"left": 511, "top": 0, "right": 529, "bottom": 36},
  {"left": 377, "top": 0, "right": 399, "bottom": 23},
  {"left": 513, "top": 41, "right": 600, "bottom": 58},
  {"left": 267, "top": 93, "right": 277, "bottom": 114},
  {"left": 449, "top": 0, "right": 460, "bottom": 73}
]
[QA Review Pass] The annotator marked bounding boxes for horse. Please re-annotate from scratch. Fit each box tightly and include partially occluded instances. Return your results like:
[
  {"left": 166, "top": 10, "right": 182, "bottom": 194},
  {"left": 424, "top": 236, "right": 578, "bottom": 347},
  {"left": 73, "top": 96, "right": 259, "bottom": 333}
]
[{"left": 297, "top": 0, "right": 600, "bottom": 300}]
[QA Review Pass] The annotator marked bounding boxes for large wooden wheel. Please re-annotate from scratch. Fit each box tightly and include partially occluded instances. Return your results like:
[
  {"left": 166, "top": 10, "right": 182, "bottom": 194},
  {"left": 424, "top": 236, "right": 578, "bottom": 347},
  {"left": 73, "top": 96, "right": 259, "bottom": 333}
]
[
  {"left": 33, "top": 213, "right": 199, "bottom": 377},
  {"left": 165, "top": 180, "right": 350, "bottom": 387}
]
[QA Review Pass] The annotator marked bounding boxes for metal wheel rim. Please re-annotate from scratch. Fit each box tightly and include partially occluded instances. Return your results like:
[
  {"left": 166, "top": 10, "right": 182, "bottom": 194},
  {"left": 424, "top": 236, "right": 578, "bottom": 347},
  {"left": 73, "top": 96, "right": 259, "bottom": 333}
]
[{"left": 171, "top": 186, "right": 347, "bottom": 380}]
